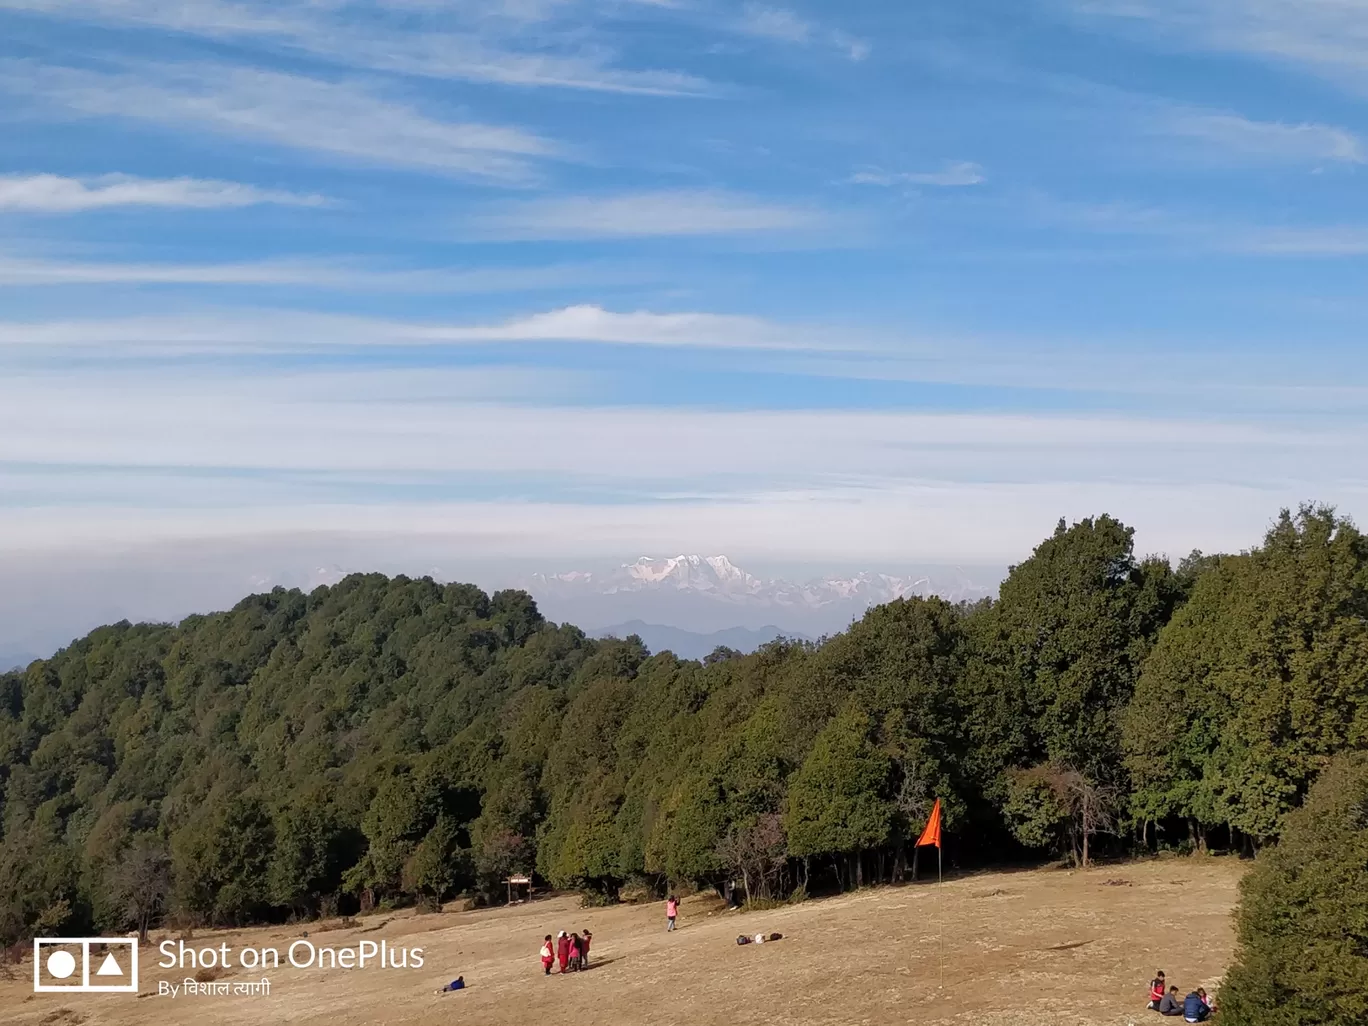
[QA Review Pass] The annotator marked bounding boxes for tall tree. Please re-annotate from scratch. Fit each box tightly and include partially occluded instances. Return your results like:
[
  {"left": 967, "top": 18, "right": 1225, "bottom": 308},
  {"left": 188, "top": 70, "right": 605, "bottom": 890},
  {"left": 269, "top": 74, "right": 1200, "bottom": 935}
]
[
  {"left": 962, "top": 515, "right": 1181, "bottom": 790},
  {"left": 784, "top": 709, "right": 892, "bottom": 887},
  {"left": 172, "top": 795, "right": 274, "bottom": 926},
  {"left": 1218, "top": 753, "right": 1368, "bottom": 1026},
  {"left": 109, "top": 836, "right": 171, "bottom": 942},
  {"left": 1125, "top": 504, "right": 1368, "bottom": 843}
]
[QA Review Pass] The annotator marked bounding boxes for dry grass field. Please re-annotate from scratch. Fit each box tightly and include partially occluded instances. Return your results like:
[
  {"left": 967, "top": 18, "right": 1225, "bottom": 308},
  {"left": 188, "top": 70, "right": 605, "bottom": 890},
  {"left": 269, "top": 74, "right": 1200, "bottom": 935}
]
[{"left": 0, "top": 856, "right": 1245, "bottom": 1026}]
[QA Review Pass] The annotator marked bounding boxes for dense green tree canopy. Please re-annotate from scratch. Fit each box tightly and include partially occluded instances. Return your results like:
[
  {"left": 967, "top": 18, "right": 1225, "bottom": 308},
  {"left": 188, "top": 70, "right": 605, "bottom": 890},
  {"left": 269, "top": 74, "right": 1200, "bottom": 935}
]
[
  {"left": 1, "top": 506, "right": 1366, "bottom": 944},
  {"left": 1125, "top": 505, "right": 1368, "bottom": 842},
  {"left": 963, "top": 515, "right": 1182, "bottom": 786},
  {"left": 1218, "top": 752, "right": 1368, "bottom": 1026}
]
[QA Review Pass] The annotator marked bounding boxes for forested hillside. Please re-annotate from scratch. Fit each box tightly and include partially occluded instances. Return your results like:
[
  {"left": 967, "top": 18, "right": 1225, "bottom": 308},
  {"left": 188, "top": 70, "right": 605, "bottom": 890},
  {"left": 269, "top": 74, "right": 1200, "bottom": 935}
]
[{"left": 2, "top": 504, "right": 1365, "bottom": 945}]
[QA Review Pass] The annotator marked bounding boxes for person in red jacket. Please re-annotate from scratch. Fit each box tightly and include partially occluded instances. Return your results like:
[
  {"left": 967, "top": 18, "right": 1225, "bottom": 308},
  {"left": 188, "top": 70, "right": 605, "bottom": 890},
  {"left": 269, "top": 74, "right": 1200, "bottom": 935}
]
[
  {"left": 1148, "top": 971, "right": 1167, "bottom": 1010},
  {"left": 556, "top": 931, "right": 571, "bottom": 973},
  {"left": 540, "top": 935, "right": 555, "bottom": 976},
  {"left": 580, "top": 930, "right": 592, "bottom": 969}
]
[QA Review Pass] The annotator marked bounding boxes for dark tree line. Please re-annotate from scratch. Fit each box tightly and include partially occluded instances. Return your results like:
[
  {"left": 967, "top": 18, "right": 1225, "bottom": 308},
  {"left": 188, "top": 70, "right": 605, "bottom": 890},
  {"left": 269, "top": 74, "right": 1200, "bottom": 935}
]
[{"left": 1, "top": 503, "right": 1365, "bottom": 945}]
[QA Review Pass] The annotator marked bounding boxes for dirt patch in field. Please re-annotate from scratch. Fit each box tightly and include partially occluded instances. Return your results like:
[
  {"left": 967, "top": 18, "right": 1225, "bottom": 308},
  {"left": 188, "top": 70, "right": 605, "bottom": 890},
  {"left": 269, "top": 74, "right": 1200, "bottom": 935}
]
[{"left": 0, "top": 857, "right": 1244, "bottom": 1026}]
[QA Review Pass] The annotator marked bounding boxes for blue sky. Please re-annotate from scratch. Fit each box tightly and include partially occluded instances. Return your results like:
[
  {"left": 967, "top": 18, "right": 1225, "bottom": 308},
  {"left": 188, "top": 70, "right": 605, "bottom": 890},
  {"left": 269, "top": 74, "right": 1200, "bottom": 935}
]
[{"left": 2, "top": 0, "right": 1368, "bottom": 573}]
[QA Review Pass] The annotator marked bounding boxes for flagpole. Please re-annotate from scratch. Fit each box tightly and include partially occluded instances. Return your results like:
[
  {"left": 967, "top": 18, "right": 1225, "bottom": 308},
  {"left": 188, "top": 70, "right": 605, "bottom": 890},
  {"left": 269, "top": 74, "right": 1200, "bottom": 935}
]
[{"left": 915, "top": 799, "right": 946, "bottom": 993}]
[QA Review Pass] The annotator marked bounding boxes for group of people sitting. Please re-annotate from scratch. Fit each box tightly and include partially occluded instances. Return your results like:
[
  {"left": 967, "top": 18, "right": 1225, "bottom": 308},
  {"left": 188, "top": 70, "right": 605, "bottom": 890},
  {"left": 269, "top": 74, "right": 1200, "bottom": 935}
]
[
  {"left": 1148, "top": 970, "right": 1215, "bottom": 1022},
  {"left": 540, "top": 930, "right": 593, "bottom": 974}
]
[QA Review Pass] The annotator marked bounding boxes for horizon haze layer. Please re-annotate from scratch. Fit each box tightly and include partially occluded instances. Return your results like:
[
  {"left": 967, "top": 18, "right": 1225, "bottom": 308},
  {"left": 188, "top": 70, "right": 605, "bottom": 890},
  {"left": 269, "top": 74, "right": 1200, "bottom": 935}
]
[{"left": 0, "top": 546, "right": 1005, "bottom": 668}]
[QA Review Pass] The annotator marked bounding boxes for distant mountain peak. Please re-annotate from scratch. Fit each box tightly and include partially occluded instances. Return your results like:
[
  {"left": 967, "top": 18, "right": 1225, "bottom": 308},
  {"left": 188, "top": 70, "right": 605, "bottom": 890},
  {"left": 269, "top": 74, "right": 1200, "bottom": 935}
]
[
  {"left": 620, "top": 554, "right": 761, "bottom": 592},
  {"left": 527, "top": 554, "right": 994, "bottom": 613}
]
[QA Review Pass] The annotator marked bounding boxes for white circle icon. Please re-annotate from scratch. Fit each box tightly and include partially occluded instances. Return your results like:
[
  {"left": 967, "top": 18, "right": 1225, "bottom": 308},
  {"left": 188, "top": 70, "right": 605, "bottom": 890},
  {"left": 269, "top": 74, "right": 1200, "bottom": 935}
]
[{"left": 46, "top": 950, "right": 77, "bottom": 979}]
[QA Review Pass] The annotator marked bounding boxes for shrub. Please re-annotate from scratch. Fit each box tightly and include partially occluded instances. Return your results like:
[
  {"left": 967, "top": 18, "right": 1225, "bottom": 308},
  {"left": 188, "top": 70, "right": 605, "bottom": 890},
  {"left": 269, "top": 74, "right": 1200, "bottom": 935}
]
[
  {"left": 1218, "top": 753, "right": 1368, "bottom": 1026},
  {"left": 740, "top": 897, "right": 786, "bottom": 912}
]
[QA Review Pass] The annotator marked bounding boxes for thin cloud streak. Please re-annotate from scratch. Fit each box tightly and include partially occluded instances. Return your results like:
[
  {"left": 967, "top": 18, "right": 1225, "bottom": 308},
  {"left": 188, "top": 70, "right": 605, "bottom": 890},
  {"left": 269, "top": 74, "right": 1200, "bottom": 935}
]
[
  {"left": 1, "top": 61, "right": 558, "bottom": 181},
  {"left": 0, "top": 305, "right": 832, "bottom": 352},
  {"left": 419, "top": 304, "right": 805, "bottom": 347},
  {"left": 0, "top": 0, "right": 715, "bottom": 95},
  {"left": 849, "top": 162, "right": 986, "bottom": 186},
  {"left": 0, "top": 173, "right": 329, "bottom": 212},
  {"left": 1072, "top": 0, "right": 1368, "bottom": 93},
  {"left": 295, "top": 31, "right": 714, "bottom": 96},
  {"left": 478, "top": 189, "right": 825, "bottom": 238},
  {"left": 1230, "top": 226, "right": 1368, "bottom": 256},
  {"left": 0, "top": 374, "right": 1338, "bottom": 478},
  {"left": 1026, "top": 193, "right": 1368, "bottom": 257},
  {"left": 734, "top": 3, "right": 870, "bottom": 60},
  {"left": 0, "top": 256, "right": 644, "bottom": 292},
  {"left": 1160, "top": 111, "right": 1365, "bottom": 163}
]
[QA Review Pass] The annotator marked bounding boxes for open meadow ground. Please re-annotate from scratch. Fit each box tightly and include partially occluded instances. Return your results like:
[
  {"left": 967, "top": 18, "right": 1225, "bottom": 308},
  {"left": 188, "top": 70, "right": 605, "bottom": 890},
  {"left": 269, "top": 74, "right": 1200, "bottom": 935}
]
[{"left": 1, "top": 857, "right": 1245, "bottom": 1026}]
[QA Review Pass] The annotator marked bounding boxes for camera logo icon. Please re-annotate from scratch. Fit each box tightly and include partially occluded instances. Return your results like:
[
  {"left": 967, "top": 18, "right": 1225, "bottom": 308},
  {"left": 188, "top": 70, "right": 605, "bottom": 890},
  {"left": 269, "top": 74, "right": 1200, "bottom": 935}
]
[{"left": 33, "top": 938, "right": 139, "bottom": 993}]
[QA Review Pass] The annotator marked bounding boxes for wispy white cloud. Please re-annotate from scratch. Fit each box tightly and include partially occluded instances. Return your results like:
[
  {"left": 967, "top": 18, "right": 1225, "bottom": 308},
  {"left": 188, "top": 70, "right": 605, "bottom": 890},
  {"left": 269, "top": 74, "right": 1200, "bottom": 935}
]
[
  {"left": 0, "top": 367, "right": 1334, "bottom": 477},
  {"left": 0, "top": 0, "right": 714, "bottom": 95},
  {"left": 1226, "top": 226, "right": 1368, "bottom": 256},
  {"left": 0, "top": 0, "right": 301, "bottom": 35},
  {"left": 735, "top": 3, "right": 870, "bottom": 60},
  {"left": 1071, "top": 0, "right": 1368, "bottom": 93},
  {"left": 0, "top": 256, "right": 640, "bottom": 292},
  {"left": 848, "top": 162, "right": 986, "bottom": 187},
  {"left": 422, "top": 304, "right": 803, "bottom": 348},
  {"left": 297, "top": 31, "right": 713, "bottom": 96},
  {"left": 1160, "top": 111, "right": 1364, "bottom": 163},
  {"left": 1, "top": 61, "right": 558, "bottom": 181},
  {"left": 0, "top": 173, "right": 329, "bottom": 213},
  {"left": 1014, "top": 72, "right": 1367, "bottom": 170},
  {"left": 1027, "top": 191, "right": 1368, "bottom": 257},
  {"left": 478, "top": 189, "right": 823, "bottom": 238},
  {"left": 0, "top": 305, "right": 827, "bottom": 352},
  {"left": 737, "top": 4, "right": 812, "bottom": 43}
]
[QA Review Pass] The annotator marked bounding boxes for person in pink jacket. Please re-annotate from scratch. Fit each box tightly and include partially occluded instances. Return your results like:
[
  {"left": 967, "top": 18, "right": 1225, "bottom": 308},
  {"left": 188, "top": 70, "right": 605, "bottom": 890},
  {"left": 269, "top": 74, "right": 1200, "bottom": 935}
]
[{"left": 666, "top": 895, "right": 679, "bottom": 932}]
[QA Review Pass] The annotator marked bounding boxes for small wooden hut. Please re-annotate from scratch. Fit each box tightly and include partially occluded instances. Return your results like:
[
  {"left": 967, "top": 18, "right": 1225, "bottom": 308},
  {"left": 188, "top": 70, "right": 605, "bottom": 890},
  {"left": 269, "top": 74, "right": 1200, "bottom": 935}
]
[{"left": 505, "top": 874, "right": 532, "bottom": 905}]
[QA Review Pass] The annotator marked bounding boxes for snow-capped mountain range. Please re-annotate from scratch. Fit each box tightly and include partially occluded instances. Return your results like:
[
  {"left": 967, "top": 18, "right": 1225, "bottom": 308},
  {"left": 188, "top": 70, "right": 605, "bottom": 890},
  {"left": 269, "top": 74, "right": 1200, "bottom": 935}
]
[
  {"left": 240, "top": 553, "right": 999, "bottom": 639},
  {"left": 523, "top": 555, "right": 1000, "bottom": 638},
  {"left": 531, "top": 554, "right": 964, "bottom": 606}
]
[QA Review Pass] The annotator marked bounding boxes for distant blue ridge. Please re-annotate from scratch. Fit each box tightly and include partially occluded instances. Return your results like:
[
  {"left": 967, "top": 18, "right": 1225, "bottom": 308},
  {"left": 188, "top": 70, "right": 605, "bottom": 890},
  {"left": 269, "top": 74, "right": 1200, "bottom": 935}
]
[{"left": 589, "top": 620, "right": 811, "bottom": 661}]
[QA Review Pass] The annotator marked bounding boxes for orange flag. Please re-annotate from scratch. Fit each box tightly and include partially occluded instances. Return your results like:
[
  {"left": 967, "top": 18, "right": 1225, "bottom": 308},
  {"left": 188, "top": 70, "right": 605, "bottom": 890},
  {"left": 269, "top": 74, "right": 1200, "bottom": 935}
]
[{"left": 915, "top": 798, "right": 942, "bottom": 848}]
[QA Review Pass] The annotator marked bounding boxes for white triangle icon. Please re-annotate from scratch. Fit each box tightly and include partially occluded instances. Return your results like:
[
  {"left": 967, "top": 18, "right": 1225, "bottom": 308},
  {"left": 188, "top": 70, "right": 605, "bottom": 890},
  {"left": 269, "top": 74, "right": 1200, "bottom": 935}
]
[{"left": 96, "top": 953, "right": 124, "bottom": 976}]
